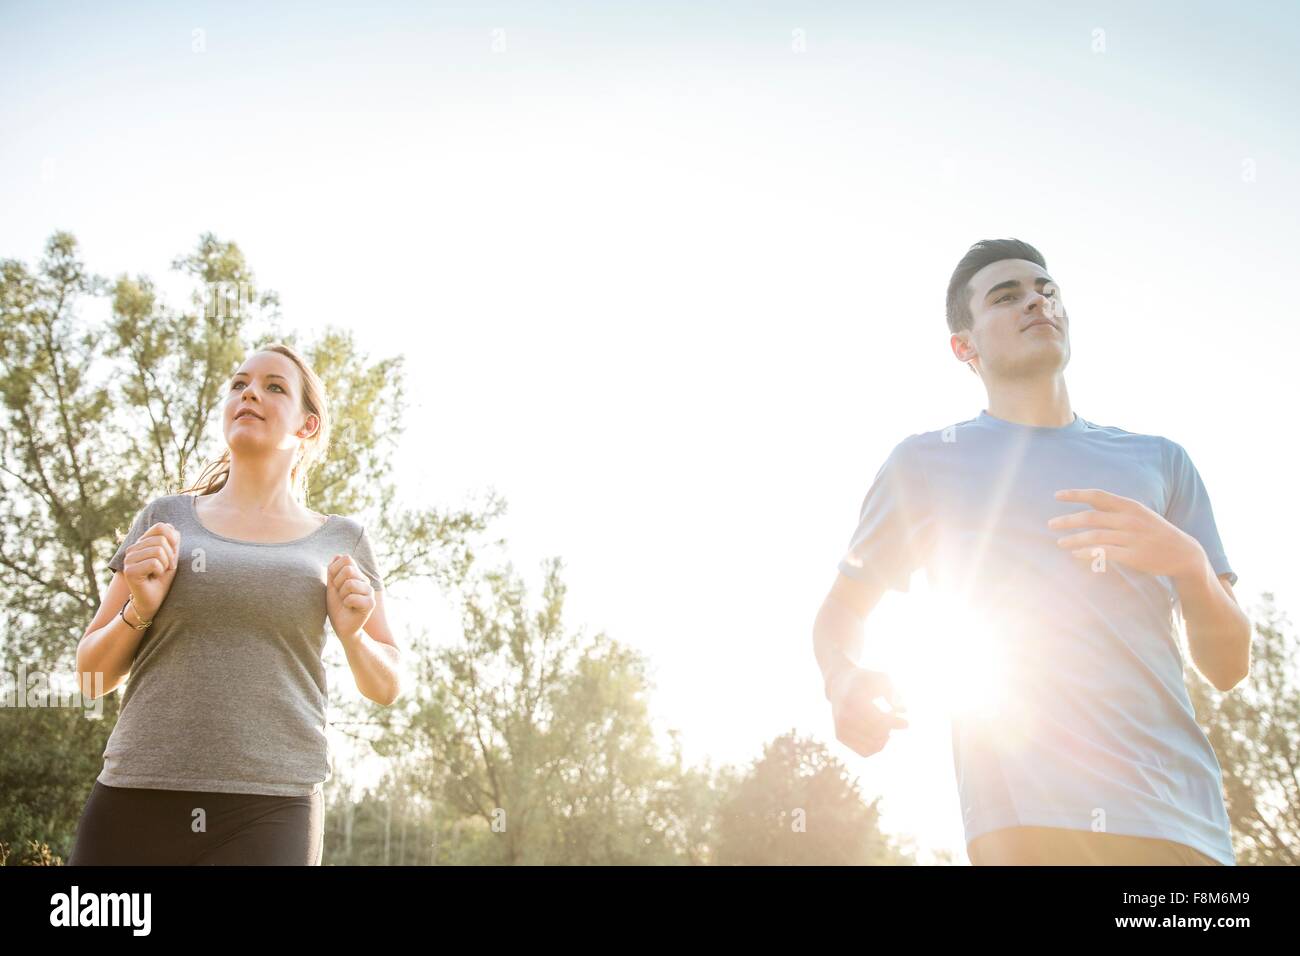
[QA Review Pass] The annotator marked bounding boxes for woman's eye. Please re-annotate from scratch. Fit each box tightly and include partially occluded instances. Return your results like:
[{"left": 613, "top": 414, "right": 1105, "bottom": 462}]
[
  {"left": 231, "top": 381, "right": 245, "bottom": 389},
  {"left": 269, "top": 383, "right": 284, "bottom": 392}
]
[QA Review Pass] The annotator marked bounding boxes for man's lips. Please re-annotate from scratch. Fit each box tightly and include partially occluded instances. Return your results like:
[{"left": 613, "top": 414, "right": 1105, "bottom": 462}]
[{"left": 1022, "top": 318, "right": 1058, "bottom": 331}]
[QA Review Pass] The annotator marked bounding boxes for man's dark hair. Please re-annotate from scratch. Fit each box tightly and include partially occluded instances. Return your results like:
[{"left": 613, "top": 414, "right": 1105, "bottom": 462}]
[{"left": 945, "top": 238, "right": 1048, "bottom": 334}]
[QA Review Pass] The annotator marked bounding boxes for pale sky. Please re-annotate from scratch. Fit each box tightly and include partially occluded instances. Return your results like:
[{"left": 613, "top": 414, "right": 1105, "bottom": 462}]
[{"left": 3, "top": 0, "right": 1297, "bottom": 863}]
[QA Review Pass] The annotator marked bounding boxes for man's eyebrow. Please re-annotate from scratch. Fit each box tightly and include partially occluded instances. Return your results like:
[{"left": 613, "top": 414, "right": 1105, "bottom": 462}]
[{"left": 983, "top": 276, "right": 1056, "bottom": 301}]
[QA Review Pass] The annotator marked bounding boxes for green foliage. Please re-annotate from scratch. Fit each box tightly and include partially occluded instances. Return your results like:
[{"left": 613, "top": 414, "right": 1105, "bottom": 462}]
[
  {"left": 1187, "top": 592, "right": 1300, "bottom": 865},
  {"left": 0, "top": 704, "right": 111, "bottom": 864},
  {"left": 1, "top": 230, "right": 1077, "bottom": 866},
  {"left": 714, "top": 730, "right": 917, "bottom": 865},
  {"left": 0, "top": 231, "right": 501, "bottom": 859},
  {"left": 365, "top": 555, "right": 711, "bottom": 864}
]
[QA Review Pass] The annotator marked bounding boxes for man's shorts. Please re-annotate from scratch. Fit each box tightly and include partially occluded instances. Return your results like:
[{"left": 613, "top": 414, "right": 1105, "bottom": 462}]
[{"left": 967, "top": 825, "right": 1224, "bottom": 865}]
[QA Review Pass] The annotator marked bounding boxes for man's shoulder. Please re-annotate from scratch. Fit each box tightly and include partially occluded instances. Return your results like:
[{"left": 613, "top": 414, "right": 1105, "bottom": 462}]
[
  {"left": 888, "top": 414, "right": 983, "bottom": 459},
  {"left": 1072, "top": 418, "right": 1181, "bottom": 463},
  {"left": 904, "top": 414, "right": 1172, "bottom": 446}
]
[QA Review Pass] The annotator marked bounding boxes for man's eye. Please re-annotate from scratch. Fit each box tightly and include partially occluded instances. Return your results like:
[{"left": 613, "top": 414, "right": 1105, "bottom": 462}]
[{"left": 998, "top": 294, "right": 1015, "bottom": 303}]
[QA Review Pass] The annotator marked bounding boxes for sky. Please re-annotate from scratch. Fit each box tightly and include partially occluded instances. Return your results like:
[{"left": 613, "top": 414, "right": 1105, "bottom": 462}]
[{"left": 2, "top": 0, "right": 1297, "bottom": 863}]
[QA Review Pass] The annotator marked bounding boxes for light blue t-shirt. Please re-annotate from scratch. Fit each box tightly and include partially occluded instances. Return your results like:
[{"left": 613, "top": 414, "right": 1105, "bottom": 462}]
[{"left": 837, "top": 409, "right": 1238, "bottom": 865}]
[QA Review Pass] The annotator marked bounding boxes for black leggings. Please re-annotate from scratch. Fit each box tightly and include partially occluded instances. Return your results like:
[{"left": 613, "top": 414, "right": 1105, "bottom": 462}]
[{"left": 68, "top": 781, "right": 323, "bottom": 865}]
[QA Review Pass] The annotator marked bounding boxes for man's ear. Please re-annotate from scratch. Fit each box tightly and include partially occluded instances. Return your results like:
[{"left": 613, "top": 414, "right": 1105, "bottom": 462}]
[{"left": 951, "top": 331, "right": 978, "bottom": 369}]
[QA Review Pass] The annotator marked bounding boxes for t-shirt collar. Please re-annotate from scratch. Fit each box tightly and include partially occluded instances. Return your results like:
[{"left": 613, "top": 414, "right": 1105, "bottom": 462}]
[{"left": 977, "top": 408, "right": 1087, "bottom": 435}]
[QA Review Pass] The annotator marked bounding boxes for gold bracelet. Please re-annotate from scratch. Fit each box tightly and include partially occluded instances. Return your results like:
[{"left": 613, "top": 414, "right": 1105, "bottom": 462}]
[{"left": 119, "top": 596, "right": 153, "bottom": 630}]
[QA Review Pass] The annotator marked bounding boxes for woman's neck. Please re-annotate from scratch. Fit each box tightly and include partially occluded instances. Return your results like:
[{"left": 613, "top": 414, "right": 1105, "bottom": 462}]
[{"left": 213, "top": 457, "right": 302, "bottom": 515}]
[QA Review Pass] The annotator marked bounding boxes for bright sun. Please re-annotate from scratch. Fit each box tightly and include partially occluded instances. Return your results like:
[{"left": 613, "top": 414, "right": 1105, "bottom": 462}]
[{"left": 884, "top": 586, "right": 1012, "bottom": 724}]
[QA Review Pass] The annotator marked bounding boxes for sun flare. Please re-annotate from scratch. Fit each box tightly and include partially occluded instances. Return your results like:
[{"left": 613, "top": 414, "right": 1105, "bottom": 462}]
[{"left": 888, "top": 587, "right": 1011, "bottom": 723}]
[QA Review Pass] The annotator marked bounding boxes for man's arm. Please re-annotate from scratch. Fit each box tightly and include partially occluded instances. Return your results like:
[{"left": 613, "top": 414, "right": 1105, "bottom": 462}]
[
  {"left": 1176, "top": 560, "right": 1251, "bottom": 693},
  {"left": 1156, "top": 439, "right": 1248, "bottom": 691},
  {"left": 813, "top": 571, "right": 886, "bottom": 702}
]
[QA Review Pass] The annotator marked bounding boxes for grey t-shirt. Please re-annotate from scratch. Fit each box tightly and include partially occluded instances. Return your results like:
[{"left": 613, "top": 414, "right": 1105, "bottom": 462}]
[{"left": 100, "top": 492, "right": 385, "bottom": 796}]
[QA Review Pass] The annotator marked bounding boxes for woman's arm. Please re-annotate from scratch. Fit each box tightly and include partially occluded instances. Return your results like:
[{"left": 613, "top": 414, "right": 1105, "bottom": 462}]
[
  {"left": 336, "top": 588, "right": 402, "bottom": 705},
  {"left": 76, "top": 571, "right": 153, "bottom": 699}
]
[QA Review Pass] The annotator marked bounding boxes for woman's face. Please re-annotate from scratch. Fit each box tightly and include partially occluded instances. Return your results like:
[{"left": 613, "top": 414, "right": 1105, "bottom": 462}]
[{"left": 224, "top": 351, "right": 316, "bottom": 458}]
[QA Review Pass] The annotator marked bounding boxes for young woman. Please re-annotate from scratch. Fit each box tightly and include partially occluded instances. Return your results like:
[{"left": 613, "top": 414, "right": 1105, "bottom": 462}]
[{"left": 68, "top": 343, "right": 401, "bottom": 865}]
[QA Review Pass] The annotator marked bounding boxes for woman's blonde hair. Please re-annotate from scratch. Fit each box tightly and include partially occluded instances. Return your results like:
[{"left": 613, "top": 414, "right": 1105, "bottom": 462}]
[{"left": 178, "top": 343, "right": 331, "bottom": 502}]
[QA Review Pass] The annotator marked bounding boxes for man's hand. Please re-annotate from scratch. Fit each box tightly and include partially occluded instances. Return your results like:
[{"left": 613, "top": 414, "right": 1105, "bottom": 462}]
[
  {"left": 828, "top": 665, "right": 910, "bottom": 757},
  {"left": 1048, "top": 488, "right": 1207, "bottom": 582},
  {"left": 326, "top": 553, "right": 376, "bottom": 643}
]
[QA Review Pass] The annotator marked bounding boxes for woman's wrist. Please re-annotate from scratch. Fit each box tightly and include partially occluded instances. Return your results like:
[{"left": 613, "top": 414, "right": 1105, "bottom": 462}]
[{"left": 124, "top": 594, "right": 156, "bottom": 627}]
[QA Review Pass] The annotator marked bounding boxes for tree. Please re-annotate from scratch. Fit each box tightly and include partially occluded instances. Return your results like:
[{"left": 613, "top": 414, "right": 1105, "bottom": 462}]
[
  {"left": 1187, "top": 592, "right": 1300, "bottom": 865},
  {"left": 0, "top": 231, "right": 496, "bottom": 859},
  {"left": 370, "top": 554, "right": 709, "bottom": 864},
  {"left": 714, "top": 730, "right": 917, "bottom": 865}
]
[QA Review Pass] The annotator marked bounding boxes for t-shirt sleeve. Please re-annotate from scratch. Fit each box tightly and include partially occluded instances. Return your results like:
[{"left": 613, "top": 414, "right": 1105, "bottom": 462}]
[
  {"left": 350, "top": 524, "right": 385, "bottom": 591},
  {"left": 107, "top": 499, "right": 156, "bottom": 576},
  {"left": 837, "top": 438, "right": 935, "bottom": 594},
  {"left": 1163, "top": 439, "right": 1236, "bottom": 587}
]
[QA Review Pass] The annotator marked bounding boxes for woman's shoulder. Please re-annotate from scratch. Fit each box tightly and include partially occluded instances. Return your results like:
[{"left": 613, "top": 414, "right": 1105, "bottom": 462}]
[
  {"left": 137, "top": 492, "right": 194, "bottom": 520},
  {"left": 327, "top": 512, "right": 368, "bottom": 537}
]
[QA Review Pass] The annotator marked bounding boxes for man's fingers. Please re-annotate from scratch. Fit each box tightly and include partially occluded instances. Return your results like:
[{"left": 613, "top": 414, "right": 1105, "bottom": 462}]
[
  {"left": 861, "top": 672, "right": 911, "bottom": 714},
  {"left": 866, "top": 712, "right": 908, "bottom": 731},
  {"left": 839, "top": 726, "right": 890, "bottom": 757},
  {"left": 1053, "top": 488, "right": 1138, "bottom": 511},
  {"left": 844, "top": 699, "right": 909, "bottom": 733},
  {"left": 1056, "top": 529, "right": 1130, "bottom": 549}
]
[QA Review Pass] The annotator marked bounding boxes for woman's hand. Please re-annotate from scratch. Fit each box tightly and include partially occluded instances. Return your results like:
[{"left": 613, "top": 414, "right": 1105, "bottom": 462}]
[
  {"left": 326, "top": 553, "right": 375, "bottom": 642},
  {"left": 123, "top": 522, "right": 180, "bottom": 620}
]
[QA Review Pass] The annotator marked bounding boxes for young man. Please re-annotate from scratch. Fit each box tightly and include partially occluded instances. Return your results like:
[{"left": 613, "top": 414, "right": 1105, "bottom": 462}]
[{"left": 813, "top": 238, "right": 1251, "bottom": 866}]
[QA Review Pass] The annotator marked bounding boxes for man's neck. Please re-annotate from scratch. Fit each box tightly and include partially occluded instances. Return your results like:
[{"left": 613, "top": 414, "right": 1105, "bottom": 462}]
[{"left": 985, "top": 376, "right": 1073, "bottom": 428}]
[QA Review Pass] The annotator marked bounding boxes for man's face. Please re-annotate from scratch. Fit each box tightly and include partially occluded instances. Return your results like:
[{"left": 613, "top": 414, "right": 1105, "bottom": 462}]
[{"left": 951, "top": 258, "right": 1070, "bottom": 380}]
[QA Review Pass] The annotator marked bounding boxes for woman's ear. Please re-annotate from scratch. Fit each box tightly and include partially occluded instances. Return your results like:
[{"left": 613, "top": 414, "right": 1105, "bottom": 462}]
[{"left": 298, "top": 414, "right": 319, "bottom": 439}]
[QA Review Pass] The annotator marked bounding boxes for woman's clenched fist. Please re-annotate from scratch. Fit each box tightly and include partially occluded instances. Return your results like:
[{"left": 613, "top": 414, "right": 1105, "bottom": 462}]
[
  {"left": 326, "top": 553, "right": 375, "bottom": 642},
  {"left": 123, "top": 522, "right": 180, "bottom": 621}
]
